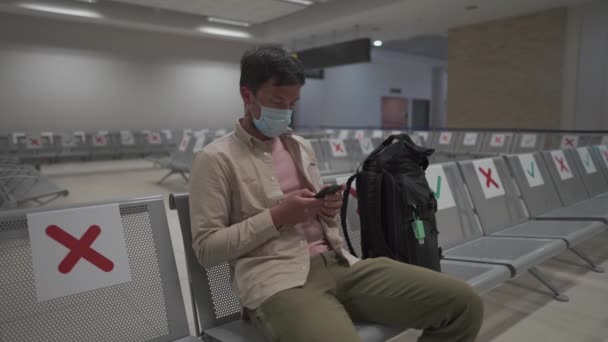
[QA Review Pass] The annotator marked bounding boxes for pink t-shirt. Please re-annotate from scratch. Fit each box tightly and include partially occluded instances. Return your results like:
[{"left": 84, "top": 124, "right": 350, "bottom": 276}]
[{"left": 269, "top": 138, "right": 331, "bottom": 257}]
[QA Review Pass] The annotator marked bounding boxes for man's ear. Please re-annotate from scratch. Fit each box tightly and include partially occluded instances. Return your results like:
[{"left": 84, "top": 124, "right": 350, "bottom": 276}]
[{"left": 240, "top": 86, "right": 252, "bottom": 106}]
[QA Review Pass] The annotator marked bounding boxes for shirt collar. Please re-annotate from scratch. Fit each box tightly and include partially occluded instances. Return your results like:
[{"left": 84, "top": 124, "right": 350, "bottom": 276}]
[{"left": 234, "top": 119, "right": 294, "bottom": 151}]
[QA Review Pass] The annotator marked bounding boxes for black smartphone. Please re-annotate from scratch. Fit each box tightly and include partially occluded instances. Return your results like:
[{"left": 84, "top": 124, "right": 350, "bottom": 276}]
[{"left": 314, "top": 184, "right": 343, "bottom": 199}]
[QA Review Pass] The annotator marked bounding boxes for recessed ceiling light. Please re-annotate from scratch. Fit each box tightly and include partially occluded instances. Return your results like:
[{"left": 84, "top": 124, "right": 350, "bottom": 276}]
[
  {"left": 198, "top": 26, "right": 252, "bottom": 39},
  {"left": 373, "top": 40, "right": 383, "bottom": 47},
  {"left": 465, "top": 5, "right": 479, "bottom": 11},
  {"left": 208, "top": 17, "right": 251, "bottom": 27},
  {"left": 280, "top": 0, "right": 314, "bottom": 6},
  {"left": 19, "top": 3, "right": 102, "bottom": 18}
]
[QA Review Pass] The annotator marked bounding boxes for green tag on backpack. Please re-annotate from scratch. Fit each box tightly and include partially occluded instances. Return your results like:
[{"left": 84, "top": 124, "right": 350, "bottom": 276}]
[{"left": 412, "top": 219, "right": 425, "bottom": 245}]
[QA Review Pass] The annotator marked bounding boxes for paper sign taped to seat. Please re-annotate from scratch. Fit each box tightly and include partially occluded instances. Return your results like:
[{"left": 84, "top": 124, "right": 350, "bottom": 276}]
[
  {"left": 27, "top": 204, "right": 131, "bottom": 302},
  {"left": 463, "top": 133, "right": 478, "bottom": 146},
  {"left": 577, "top": 148, "right": 597, "bottom": 174},
  {"left": 473, "top": 159, "right": 505, "bottom": 199},
  {"left": 518, "top": 153, "right": 544, "bottom": 187},
  {"left": 425, "top": 165, "right": 456, "bottom": 210}
]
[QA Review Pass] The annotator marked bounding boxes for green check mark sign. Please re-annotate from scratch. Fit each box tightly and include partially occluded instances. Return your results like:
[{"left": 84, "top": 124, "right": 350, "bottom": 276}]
[
  {"left": 526, "top": 162, "right": 535, "bottom": 178},
  {"left": 433, "top": 176, "right": 442, "bottom": 199},
  {"left": 583, "top": 155, "right": 591, "bottom": 167}
]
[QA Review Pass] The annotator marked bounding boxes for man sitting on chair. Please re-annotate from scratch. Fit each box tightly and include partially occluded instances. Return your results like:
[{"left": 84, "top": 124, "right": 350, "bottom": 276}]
[{"left": 189, "top": 46, "right": 483, "bottom": 342}]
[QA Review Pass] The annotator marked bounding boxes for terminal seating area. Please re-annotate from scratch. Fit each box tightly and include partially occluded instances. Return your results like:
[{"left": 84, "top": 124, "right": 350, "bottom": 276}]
[{"left": 1, "top": 126, "right": 607, "bottom": 341}]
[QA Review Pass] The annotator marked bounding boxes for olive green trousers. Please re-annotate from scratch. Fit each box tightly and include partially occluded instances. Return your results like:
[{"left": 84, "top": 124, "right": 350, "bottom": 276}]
[{"left": 249, "top": 251, "right": 483, "bottom": 342}]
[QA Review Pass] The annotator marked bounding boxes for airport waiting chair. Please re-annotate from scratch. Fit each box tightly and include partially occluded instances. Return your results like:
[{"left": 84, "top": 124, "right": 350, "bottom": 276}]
[
  {"left": 510, "top": 132, "right": 547, "bottom": 154},
  {"left": 319, "top": 138, "right": 355, "bottom": 175},
  {"left": 449, "top": 132, "right": 485, "bottom": 160},
  {"left": 546, "top": 133, "right": 582, "bottom": 150},
  {"left": 476, "top": 132, "right": 514, "bottom": 157},
  {"left": 90, "top": 131, "right": 119, "bottom": 160},
  {"left": 590, "top": 145, "right": 608, "bottom": 183},
  {"left": 322, "top": 167, "right": 512, "bottom": 295},
  {"left": 169, "top": 193, "right": 403, "bottom": 342},
  {"left": 0, "top": 196, "right": 197, "bottom": 341},
  {"left": 0, "top": 164, "right": 69, "bottom": 209},
  {"left": 157, "top": 134, "right": 197, "bottom": 185},
  {"left": 504, "top": 152, "right": 606, "bottom": 273},
  {"left": 566, "top": 147, "right": 608, "bottom": 197},
  {"left": 454, "top": 158, "right": 569, "bottom": 301},
  {"left": 536, "top": 150, "right": 608, "bottom": 223},
  {"left": 57, "top": 132, "right": 90, "bottom": 161}
]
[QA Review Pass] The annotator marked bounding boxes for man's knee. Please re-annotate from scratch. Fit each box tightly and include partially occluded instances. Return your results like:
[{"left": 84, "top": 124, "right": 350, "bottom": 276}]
[{"left": 451, "top": 281, "right": 484, "bottom": 328}]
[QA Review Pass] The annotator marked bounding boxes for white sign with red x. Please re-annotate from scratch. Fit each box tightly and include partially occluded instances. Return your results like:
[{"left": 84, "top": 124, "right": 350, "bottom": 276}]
[
  {"left": 560, "top": 135, "right": 579, "bottom": 149},
  {"left": 550, "top": 150, "right": 573, "bottom": 180},
  {"left": 25, "top": 136, "right": 43, "bottom": 149},
  {"left": 329, "top": 139, "right": 348, "bottom": 157},
  {"left": 147, "top": 132, "right": 162, "bottom": 145},
  {"left": 92, "top": 133, "right": 108, "bottom": 147},
  {"left": 490, "top": 134, "right": 506, "bottom": 147},
  {"left": 438, "top": 132, "right": 452, "bottom": 145},
  {"left": 473, "top": 159, "right": 505, "bottom": 199},
  {"left": 178, "top": 135, "right": 191, "bottom": 152},
  {"left": 26, "top": 204, "right": 131, "bottom": 302}
]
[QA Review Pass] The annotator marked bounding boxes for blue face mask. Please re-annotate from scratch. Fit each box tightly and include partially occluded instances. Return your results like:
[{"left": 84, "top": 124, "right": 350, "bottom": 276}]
[{"left": 253, "top": 105, "right": 293, "bottom": 138}]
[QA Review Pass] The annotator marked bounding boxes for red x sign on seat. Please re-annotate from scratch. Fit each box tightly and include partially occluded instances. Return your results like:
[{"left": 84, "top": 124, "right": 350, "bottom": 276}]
[
  {"left": 564, "top": 138, "right": 575, "bottom": 147},
  {"left": 46, "top": 225, "right": 114, "bottom": 274},
  {"left": 96, "top": 136, "right": 105, "bottom": 144},
  {"left": 334, "top": 143, "right": 344, "bottom": 152},
  {"left": 479, "top": 167, "right": 499, "bottom": 189},
  {"left": 555, "top": 156, "right": 569, "bottom": 173},
  {"left": 30, "top": 138, "right": 40, "bottom": 146},
  {"left": 494, "top": 136, "right": 503, "bottom": 144}
]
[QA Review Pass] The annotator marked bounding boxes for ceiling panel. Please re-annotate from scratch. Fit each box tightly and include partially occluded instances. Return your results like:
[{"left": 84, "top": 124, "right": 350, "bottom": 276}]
[{"left": 108, "top": 0, "right": 309, "bottom": 24}]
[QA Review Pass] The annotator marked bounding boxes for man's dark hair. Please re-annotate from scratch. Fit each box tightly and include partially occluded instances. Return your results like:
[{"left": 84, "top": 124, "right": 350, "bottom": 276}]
[{"left": 240, "top": 47, "right": 305, "bottom": 94}]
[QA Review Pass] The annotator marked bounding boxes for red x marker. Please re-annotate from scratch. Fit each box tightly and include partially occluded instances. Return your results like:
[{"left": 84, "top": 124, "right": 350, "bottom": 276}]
[
  {"left": 603, "top": 151, "right": 608, "bottom": 161},
  {"left": 30, "top": 138, "right": 40, "bottom": 146},
  {"left": 494, "top": 136, "right": 503, "bottom": 144},
  {"left": 564, "top": 138, "right": 575, "bottom": 147},
  {"left": 46, "top": 225, "right": 114, "bottom": 274},
  {"left": 96, "top": 136, "right": 105, "bottom": 144},
  {"left": 479, "top": 167, "right": 499, "bottom": 189},
  {"left": 555, "top": 156, "right": 569, "bottom": 173},
  {"left": 349, "top": 188, "right": 360, "bottom": 215},
  {"left": 334, "top": 143, "right": 344, "bottom": 152},
  {"left": 442, "top": 135, "right": 448, "bottom": 142}
]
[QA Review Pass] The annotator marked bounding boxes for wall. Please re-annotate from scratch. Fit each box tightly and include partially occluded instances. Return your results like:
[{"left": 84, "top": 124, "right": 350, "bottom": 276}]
[
  {"left": 447, "top": 8, "right": 568, "bottom": 129},
  {"left": 294, "top": 49, "right": 444, "bottom": 129},
  {"left": 561, "top": 0, "right": 608, "bottom": 130},
  {"left": 0, "top": 12, "right": 253, "bottom": 134}
]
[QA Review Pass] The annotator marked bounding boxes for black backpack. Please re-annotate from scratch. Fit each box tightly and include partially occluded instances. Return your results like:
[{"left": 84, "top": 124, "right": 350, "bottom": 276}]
[{"left": 340, "top": 134, "right": 442, "bottom": 271}]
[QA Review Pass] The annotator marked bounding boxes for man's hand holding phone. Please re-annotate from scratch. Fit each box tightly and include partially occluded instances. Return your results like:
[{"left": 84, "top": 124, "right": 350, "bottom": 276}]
[{"left": 270, "top": 185, "right": 345, "bottom": 228}]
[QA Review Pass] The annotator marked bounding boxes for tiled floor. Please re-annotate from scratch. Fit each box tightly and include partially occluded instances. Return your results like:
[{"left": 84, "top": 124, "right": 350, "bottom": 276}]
[{"left": 37, "top": 160, "right": 608, "bottom": 341}]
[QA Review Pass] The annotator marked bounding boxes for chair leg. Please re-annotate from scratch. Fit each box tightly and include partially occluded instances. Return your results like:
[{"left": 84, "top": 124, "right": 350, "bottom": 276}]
[
  {"left": 157, "top": 170, "right": 175, "bottom": 185},
  {"left": 528, "top": 267, "right": 569, "bottom": 302},
  {"left": 180, "top": 172, "right": 189, "bottom": 183},
  {"left": 570, "top": 247, "right": 605, "bottom": 273}
]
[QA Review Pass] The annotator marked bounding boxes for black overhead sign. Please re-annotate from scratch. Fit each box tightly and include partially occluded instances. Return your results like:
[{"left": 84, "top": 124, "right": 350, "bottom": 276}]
[{"left": 293, "top": 38, "right": 371, "bottom": 70}]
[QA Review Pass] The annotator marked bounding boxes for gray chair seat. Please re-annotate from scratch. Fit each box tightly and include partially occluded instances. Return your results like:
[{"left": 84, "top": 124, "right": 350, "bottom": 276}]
[
  {"left": 441, "top": 260, "right": 511, "bottom": 294},
  {"left": 443, "top": 236, "right": 566, "bottom": 276},
  {"left": 537, "top": 198, "right": 608, "bottom": 223},
  {"left": 492, "top": 220, "right": 606, "bottom": 247},
  {"left": 205, "top": 317, "right": 402, "bottom": 342}
]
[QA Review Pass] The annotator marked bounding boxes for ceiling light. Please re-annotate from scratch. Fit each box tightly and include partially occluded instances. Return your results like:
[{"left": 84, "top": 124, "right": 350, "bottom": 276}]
[
  {"left": 208, "top": 17, "right": 251, "bottom": 27},
  {"left": 281, "top": 0, "right": 314, "bottom": 6},
  {"left": 19, "top": 3, "right": 102, "bottom": 18},
  {"left": 373, "top": 40, "right": 383, "bottom": 47},
  {"left": 198, "top": 26, "right": 252, "bottom": 39}
]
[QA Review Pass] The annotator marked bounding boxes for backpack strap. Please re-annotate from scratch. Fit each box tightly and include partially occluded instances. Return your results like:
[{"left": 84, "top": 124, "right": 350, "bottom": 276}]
[{"left": 340, "top": 174, "right": 358, "bottom": 257}]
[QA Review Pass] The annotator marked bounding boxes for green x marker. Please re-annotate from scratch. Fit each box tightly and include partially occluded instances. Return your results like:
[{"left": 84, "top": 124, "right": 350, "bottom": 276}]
[
  {"left": 526, "top": 162, "right": 535, "bottom": 178},
  {"left": 433, "top": 176, "right": 442, "bottom": 199}
]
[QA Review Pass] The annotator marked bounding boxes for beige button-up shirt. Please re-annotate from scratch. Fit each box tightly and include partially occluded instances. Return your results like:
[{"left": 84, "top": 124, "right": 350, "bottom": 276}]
[{"left": 189, "top": 120, "right": 359, "bottom": 309}]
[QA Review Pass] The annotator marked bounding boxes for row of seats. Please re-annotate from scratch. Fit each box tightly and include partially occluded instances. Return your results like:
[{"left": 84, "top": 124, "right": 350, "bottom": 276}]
[
  {"left": 1, "top": 142, "right": 607, "bottom": 341},
  {"left": 0, "top": 129, "right": 230, "bottom": 165},
  {"left": 0, "top": 158, "right": 69, "bottom": 210},
  {"left": 324, "top": 145, "right": 608, "bottom": 302}
]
